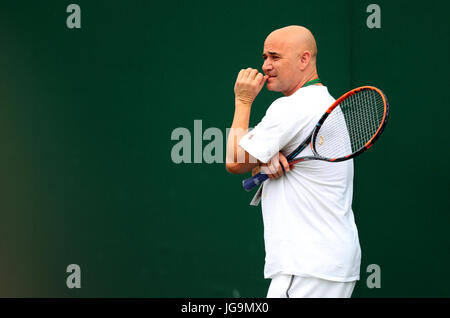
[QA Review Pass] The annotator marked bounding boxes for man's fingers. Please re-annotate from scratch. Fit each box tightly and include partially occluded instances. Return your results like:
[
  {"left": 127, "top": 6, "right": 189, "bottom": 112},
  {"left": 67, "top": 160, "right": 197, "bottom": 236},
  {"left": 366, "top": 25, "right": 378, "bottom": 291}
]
[
  {"left": 255, "top": 72, "right": 263, "bottom": 81},
  {"left": 237, "top": 69, "right": 245, "bottom": 80},
  {"left": 268, "top": 169, "right": 282, "bottom": 179},
  {"left": 261, "top": 75, "right": 269, "bottom": 86},
  {"left": 242, "top": 68, "right": 253, "bottom": 79},
  {"left": 279, "top": 153, "right": 290, "bottom": 173},
  {"left": 241, "top": 68, "right": 260, "bottom": 81},
  {"left": 252, "top": 165, "right": 261, "bottom": 176},
  {"left": 275, "top": 165, "right": 283, "bottom": 178},
  {"left": 262, "top": 152, "right": 292, "bottom": 179},
  {"left": 236, "top": 69, "right": 266, "bottom": 90},
  {"left": 260, "top": 162, "right": 276, "bottom": 176},
  {"left": 261, "top": 166, "right": 276, "bottom": 179},
  {"left": 255, "top": 73, "right": 265, "bottom": 86},
  {"left": 248, "top": 69, "right": 259, "bottom": 81},
  {"left": 268, "top": 163, "right": 278, "bottom": 175},
  {"left": 268, "top": 159, "right": 281, "bottom": 179},
  {"left": 237, "top": 68, "right": 250, "bottom": 80}
]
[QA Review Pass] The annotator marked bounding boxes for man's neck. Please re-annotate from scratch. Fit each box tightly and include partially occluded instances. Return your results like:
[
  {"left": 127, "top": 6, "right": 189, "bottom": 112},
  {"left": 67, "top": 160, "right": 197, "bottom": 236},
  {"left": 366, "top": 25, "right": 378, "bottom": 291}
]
[{"left": 283, "top": 72, "right": 322, "bottom": 96}]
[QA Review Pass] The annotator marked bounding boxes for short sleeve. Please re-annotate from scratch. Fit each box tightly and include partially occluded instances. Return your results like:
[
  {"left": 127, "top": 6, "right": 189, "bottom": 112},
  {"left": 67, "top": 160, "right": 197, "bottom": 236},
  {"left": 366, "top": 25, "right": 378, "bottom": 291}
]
[{"left": 239, "top": 99, "right": 310, "bottom": 163}]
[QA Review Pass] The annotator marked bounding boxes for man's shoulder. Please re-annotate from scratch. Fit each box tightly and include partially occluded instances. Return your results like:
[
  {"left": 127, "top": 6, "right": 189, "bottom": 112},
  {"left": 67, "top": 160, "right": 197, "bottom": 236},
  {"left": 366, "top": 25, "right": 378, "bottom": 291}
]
[{"left": 267, "top": 87, "right": 332, "bottom": 117}]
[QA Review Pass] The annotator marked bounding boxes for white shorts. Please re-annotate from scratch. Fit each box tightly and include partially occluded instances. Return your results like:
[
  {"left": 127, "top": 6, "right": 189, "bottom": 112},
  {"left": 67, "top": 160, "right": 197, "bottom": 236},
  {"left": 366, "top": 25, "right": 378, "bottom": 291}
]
[{"left": 267, "top": 274, "right": 356, "bottom": 298}]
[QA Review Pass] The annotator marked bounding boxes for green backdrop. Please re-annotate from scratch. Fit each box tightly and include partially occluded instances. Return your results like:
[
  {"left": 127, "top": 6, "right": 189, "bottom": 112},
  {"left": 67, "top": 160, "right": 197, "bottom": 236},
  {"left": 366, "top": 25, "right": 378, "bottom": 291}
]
[{"left": 0, "top": 0, "right": 449, "bottom": 297}]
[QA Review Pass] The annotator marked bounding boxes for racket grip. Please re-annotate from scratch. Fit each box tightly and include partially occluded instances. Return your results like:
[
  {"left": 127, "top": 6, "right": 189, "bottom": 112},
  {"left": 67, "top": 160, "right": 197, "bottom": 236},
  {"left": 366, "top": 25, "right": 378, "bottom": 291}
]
[{"left": 242, "top": 173, "right": 269, "bottom": 192}]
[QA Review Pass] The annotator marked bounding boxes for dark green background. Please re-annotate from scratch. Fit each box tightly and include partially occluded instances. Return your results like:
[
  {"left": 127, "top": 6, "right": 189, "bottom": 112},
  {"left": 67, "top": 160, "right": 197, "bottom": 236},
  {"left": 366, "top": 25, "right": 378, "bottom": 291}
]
[{"left": 0, "top": 0, "right": 449, "bottom": 297}]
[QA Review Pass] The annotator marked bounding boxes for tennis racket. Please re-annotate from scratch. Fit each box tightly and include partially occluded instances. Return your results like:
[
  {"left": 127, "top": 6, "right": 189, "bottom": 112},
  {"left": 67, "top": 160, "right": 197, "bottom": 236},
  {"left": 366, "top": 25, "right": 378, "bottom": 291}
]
[{"left": 242, "top": 86, "right": 389, "bottom": 192}]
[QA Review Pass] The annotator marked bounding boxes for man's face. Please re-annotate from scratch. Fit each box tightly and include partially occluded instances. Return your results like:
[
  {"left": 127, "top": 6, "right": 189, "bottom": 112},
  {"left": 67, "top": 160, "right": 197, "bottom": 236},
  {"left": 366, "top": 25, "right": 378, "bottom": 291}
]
[{"left": 262, "top": 38, "right": 302, "bottom": 96}]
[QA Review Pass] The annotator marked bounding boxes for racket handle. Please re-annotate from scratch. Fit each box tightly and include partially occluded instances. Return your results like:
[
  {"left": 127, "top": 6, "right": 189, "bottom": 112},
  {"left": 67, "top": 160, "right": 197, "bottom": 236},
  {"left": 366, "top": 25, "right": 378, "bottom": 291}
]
[{"left": 242, "top": 173, "right": 269, "bottom": 192}]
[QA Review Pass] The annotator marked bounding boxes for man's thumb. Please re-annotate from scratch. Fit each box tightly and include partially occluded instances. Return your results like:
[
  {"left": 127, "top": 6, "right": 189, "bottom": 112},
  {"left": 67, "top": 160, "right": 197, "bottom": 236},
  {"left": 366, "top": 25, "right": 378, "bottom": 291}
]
[{"left": 259, "top": 75, "right": 269, "bottom": 88}]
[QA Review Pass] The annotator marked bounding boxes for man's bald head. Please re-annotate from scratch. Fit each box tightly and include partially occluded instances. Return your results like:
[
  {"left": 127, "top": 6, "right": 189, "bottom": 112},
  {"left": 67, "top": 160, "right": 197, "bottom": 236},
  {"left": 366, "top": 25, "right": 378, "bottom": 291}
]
[
  {"left": 262, "top": 26, "right": 320, "bottom": 96},
  {"left": 266, "top": 25, "right": 318, "bottom": 61}
]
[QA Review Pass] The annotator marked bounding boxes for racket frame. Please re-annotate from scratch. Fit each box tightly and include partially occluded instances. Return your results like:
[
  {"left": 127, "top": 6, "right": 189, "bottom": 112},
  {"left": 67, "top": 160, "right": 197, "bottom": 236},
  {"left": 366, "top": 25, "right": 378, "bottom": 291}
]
[
  {"left": 288, "top": 86, "right": 389, "bottom": 165},
  {"left": 242, "top": 86, "right": 390, "bottom": 192}
]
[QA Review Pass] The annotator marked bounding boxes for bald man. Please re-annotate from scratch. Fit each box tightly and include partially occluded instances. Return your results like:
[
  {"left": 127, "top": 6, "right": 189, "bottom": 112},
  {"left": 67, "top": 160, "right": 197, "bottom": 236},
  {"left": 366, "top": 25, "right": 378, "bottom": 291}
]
[{"left": 226, "top": 26, "right": 361, "bottom": 298}]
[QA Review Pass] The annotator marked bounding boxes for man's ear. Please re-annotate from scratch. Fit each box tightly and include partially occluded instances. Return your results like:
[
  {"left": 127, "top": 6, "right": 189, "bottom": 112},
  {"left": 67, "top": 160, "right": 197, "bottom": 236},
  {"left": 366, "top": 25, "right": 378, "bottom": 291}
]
[{"left": 299, "top": 51, "right": 312, "bottom": 71}]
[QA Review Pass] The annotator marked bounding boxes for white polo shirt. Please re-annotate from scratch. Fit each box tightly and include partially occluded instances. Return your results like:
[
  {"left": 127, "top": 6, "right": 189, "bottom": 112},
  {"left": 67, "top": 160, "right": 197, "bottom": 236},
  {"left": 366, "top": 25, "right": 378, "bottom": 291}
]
[{"left": 239, "top": 86, "right": 361, "bottom": 282}]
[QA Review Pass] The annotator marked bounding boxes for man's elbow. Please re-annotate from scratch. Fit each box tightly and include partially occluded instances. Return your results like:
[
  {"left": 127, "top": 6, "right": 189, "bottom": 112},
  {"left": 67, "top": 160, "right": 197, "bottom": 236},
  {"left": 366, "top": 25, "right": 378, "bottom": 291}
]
[
  {"left": 226, "top": 162, "right": 257, "bottom": 175},
  {"left": 225, "top": 162, "right": 241, "bottom": 174}
]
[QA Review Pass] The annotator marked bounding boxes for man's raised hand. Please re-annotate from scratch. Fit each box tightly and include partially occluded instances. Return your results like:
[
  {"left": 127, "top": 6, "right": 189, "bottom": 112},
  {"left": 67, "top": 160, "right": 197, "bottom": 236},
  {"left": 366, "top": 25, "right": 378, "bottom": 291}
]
[{"left": 234, "top": 68, "right": 269, "bottom": 105}]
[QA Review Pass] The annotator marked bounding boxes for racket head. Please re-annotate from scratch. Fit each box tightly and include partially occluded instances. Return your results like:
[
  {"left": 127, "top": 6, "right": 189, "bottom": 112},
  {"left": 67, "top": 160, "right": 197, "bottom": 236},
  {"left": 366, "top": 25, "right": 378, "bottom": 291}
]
[{"left": 311, "top": 86, "right": 389, "bottom": 162}]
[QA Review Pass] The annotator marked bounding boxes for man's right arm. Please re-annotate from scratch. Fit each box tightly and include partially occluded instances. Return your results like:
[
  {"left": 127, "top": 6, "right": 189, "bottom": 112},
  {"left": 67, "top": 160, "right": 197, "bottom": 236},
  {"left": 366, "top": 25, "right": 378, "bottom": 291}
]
[
  {"left": 225, "top": 100, "right": 259, "bottom": 174},
  {"left": 225, "top": 68, "right": 267, "bottom": 174},
  {"left": 225, "top": 68, "right": 290, "bottom": 178}
]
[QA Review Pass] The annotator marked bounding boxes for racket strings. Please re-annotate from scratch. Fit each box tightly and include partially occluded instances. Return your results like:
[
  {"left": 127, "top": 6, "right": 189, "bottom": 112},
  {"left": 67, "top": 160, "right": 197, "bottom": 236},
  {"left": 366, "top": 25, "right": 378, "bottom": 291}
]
[
  {"left": 348, "top": 90, "right": 385, "bottom": 150},
  {"left": 315, "top": 89, "right": 385, "bottom": 159}
]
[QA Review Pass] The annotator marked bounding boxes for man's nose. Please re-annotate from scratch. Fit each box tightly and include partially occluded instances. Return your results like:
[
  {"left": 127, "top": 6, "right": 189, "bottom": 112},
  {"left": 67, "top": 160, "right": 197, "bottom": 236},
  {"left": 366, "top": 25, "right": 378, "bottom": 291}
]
[{"left": 262, "top": 60, "right": 273, "bottom": 73}]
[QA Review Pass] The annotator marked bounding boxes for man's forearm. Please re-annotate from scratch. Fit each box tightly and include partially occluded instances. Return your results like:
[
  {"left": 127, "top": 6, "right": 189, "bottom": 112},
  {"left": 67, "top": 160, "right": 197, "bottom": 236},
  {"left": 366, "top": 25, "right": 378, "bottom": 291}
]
[
  {"left": 226, "top": 68, "right": 267, "bottom": 174},
  {"left": 225, "top": 101, "right": 258, "bottom": 174},
  {"left": 227, "top": 101, "right": 251, "bottom": 162}
]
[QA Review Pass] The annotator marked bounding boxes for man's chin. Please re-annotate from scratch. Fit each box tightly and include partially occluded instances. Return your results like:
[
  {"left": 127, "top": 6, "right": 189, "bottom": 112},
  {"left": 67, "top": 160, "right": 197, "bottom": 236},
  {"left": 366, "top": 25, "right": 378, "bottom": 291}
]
[{"left": 266, "top": 83, "right": 282, "bottom": 92}]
